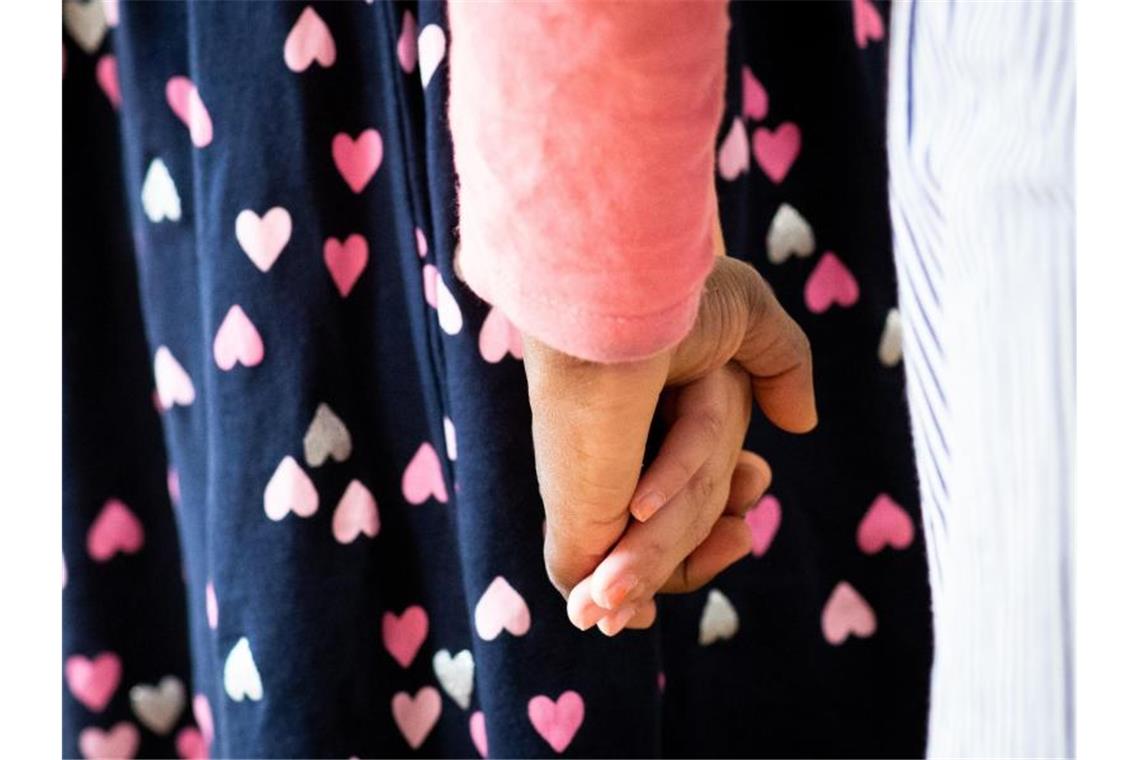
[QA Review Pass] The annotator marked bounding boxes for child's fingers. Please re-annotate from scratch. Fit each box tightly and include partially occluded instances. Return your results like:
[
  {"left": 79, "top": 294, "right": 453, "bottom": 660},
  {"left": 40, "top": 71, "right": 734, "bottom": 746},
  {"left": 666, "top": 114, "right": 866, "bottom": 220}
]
[
  {"left": 725, "top": 451, "right": 771, "bottom": 517},
  {"left": 568, "top": 581, "right": 656, "bottom": 634},
  {"left": 657, "top": 515, "right": 752, "bottom": 594},
  {"left": 649, "top": 453, "right": 770, "bottom": 595},
  {"left": 596, "top": 598, "right": 657, "bottom": 636},
  {"left": 629, "top": 405, "right": 722, "bottom": 522},
  {"left": 589, "top": 459, "right": 733, "bottom": 611}
]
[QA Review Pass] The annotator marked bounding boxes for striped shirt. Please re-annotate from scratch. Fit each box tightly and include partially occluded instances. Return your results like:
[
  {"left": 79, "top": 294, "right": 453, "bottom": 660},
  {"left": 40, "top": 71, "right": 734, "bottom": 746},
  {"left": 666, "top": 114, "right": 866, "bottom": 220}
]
[{"left": 887, "top": 1, "right": 1075, "bottom": 756}]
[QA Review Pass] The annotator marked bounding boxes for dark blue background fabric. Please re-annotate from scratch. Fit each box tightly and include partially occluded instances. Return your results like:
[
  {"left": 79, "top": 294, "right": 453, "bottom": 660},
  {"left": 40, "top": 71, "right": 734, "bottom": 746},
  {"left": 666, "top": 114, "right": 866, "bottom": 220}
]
[{"left": 63, "top": 1, "right": 930, "bottom": 757}]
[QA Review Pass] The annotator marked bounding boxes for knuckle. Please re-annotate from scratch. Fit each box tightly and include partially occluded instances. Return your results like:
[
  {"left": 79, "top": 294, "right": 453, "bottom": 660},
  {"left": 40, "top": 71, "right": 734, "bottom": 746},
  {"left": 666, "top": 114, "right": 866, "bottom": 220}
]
[
  {"left": 692, "top": 407, "right": 725, "bottom": 446},
  {"left": 692, "top": 470, "right": 720, "bottom": 505}
]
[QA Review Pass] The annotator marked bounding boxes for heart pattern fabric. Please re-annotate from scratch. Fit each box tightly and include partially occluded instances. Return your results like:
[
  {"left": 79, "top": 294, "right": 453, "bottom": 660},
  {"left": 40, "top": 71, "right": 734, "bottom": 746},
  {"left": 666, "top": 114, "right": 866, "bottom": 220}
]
[
  {"left": 474, "top": 576, "right": 531, "bottom": 641},
  {"left": 141, "top": 158, "right": 181, "bottom": 223},
  {"left": 284, "top": 7, "right": 337, "bottom": 73},
  {"left": 129, "top": 675, "right": 186, "bottom": 735},
  {"left": 528, "top": 691, "right": 585, "bottom": 754},
  {"left": 392, "top": 687, "right": 442, "bottom": 750},
  {"left": 223, "top": 637, "right": 263, "bottom": 702},
  {"left": 65, "top": 2, "right": 924, "bottom": 757},
  {"left": 78, "top": 723, "right": 139, "bottom": 760},
  {"left": 332, "top": 479, "right": 380, "bottom": 543},
  {"left": 698, "top": 589, "right": 740, "bottom": 645},
  {"left": 213, "top": 305, "right": 265, "bottom": 370},
  {"left": 165, "top": 76, "right": 213, "bottom": 148},
  {"left": 66, "top": 652, "right": 122, "bottom": 712},
  {"left": 87, "top": 499, "right": 144, "bottom": 562},
  {"left": 235, "top": 207, "right": 292, "bottom": 272},
  {"left": 821, "top": 581, "right": 878, "bottom": 645},
  {"left": 432, "top": 649, "right": 475, "bottom": 709},
  {"left": 303, "top": 403, "right": 352, "bottom": 466},
  {"left": 263, "top": 456, "right": 319, "bottom": 521},
  {"left": 382, "top": 606, "right": 429, "bottom": 668}
]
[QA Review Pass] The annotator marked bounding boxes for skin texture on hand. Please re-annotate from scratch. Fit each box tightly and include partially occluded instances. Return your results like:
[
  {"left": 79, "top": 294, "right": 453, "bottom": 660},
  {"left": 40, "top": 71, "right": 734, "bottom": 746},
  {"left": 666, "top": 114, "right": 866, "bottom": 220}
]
[{"left": 524, "top": 257, "right": 816, "bottom": 624}]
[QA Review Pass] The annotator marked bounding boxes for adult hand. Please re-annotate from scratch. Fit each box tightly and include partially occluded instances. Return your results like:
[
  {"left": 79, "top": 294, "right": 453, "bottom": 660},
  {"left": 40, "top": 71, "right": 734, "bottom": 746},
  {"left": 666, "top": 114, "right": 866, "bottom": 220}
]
[{"left": 524, "top": 256, "right": 816, "bottom": 604}]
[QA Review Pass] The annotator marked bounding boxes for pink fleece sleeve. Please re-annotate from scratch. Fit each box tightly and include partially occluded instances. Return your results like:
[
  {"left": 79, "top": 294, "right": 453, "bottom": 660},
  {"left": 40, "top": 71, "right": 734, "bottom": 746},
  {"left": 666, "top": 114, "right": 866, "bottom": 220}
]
[{"left": 448, "top": 1, "right": 728, "bottom": 363}]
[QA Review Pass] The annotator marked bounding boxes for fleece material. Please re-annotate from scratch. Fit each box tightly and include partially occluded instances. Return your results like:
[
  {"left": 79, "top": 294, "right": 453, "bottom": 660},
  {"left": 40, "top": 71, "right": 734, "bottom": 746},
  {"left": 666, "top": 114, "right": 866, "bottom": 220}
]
[{"left": 448, "top": 1, "right": 728, "bottom": 362}]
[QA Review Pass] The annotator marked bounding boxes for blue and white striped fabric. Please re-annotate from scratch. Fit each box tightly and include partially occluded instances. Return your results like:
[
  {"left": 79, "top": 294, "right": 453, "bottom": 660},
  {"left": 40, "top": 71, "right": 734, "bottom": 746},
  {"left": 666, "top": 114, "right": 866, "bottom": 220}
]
[{"left": 887, "top": 1, "right": 1075, "bottom": 756}]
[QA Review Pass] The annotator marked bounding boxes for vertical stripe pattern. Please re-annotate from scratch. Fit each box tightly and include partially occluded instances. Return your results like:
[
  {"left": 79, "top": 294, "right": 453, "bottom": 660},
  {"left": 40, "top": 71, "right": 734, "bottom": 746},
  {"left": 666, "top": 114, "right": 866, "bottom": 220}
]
[{"left": 887, "top": 2, "right": 1074, "bottom": 757}]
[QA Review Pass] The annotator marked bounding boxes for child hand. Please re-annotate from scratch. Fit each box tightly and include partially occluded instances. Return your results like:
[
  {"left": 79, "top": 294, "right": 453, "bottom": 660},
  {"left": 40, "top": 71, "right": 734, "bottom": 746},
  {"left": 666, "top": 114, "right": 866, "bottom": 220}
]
[{"left": 564, "top": 363, "right": 771, "bottom": 634}]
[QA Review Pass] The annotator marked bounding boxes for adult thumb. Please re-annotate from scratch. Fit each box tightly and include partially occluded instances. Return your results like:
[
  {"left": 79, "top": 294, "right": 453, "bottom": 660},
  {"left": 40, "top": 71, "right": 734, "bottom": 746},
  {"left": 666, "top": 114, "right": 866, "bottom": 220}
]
[{"left": 667, "top": 257, "right": 817, "bottom": 433}]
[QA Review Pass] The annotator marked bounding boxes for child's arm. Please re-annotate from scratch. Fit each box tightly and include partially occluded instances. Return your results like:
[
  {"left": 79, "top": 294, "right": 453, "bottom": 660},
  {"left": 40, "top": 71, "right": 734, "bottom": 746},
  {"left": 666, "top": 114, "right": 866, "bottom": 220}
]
[{"left": 449, "top": 0, "right": 729, "bottom": 362}]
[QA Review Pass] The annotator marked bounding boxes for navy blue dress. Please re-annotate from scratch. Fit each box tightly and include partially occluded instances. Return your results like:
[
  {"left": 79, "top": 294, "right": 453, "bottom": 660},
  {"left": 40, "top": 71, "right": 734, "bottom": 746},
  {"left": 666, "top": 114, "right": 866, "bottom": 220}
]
[{"left": 63, "top": 1, "right": 931, "bottom": 757}]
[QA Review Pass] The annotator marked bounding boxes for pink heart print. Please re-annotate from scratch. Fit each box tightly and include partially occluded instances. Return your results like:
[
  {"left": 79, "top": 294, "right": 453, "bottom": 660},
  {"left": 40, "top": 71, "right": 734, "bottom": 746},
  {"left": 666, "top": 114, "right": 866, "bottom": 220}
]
[
  {"left": 235, "top": 207, "right": 292, "bottom": 272},
  {"left": 469, "top": 711, "right": 489, "bottom": 758},
  {"left": 332, "top": 129, "right": 383, "bottom": 193},
  {"left": 415, "top": 227, "right": 429, "bottom": 258},
  {"left": 804, "top": 252, "right": 860, "bottom": 313},
  {"left": 422, "top": 263, "right": 440, "bottom": 308},
  {"left": 397, "top": 10, "right": 418, "bottom": 74},
  {"left": 175, "top": 727, "right": 207, "bottom": 760},
  {"left": 263, "top": 456, "right": 319, "bottom": 520},
  {"left": 528, "top": 691, "right": 585, "bottom": 754},
  {"left": 821, "top": 581, "right": 877, "bottom": 645},
  {"left": 474, "top": 576, "right": 531, "bottom": 641},
  {"left": 87, "top": 499, "right": 144, "bottom": 562},
  {"left": 853, "top": 0, "right": 885, "bottom": 49},
  {"left": 165, "top": 76, "right": 213, "bottom": 148},
  {"left": 65, "top": 651, "right": 122, "bottom": 711},
  {"left": 382, "top": 605, "right": 429, "bottom": 668},
  {"left": 857, "top": 493, "right": 914, "bottom": 554},
  {"left": 392, "top": 686, "right": 442, "bottom": 750},
  {"left": 96, "top": 54, "right": 120, "bottom": 109},
  {"left": 745, "top": 494, "right": 782, "bottom": 557},
  {"left": 742, "top": 65, "right": 768, "bottom": 121},
  {"left": 213, "top": 305, "right": 265, "bottom": 370},
  {"left": 79, "top": 722, "right": 139, "bottom": 760},
  {"left": 192, "top": 694, "right": 214, "bottom": 745},
  {"left": 324, "top": 234, "right": 369, "bottom": 297},
  {"left": 479, "top": 305, "right": 524, "bottom": 363},
  {"left": 332, "top": 479, "right": 380, "bottom": 544},
  {"left": 104, "top": 0, "right": 120, "bottom": 27},
  {"left": 154, "top": 346, "right": 195, "bottom": 409},
  {"left": 717, "top": 117, "right": 750, "bottom": 181},
  {"left": 752, "top": 122, "right": 801, "bottom": 184},
  {"left": 401, "top": 442, "right": 448, "bottom": 504},
  {"left": 283, "top": 6, "right": 337, "bottom": 73},
  {"left": 167, "top": 467, "right": 181, "bottom": 506},
  {"left": 205, "top": 582, "right": 219, "bottom": 630}
]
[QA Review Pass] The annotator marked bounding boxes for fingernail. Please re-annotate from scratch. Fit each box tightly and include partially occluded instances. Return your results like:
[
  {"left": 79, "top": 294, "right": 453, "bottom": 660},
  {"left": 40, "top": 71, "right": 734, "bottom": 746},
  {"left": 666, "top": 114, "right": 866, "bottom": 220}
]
[
  {"left": 596, "top": 574, "right": 639, "bottom": 610},
  {"left": 568, "top": 598, "right": 606, "bottom": 631},
  {"left": 597, "top": 604, "right": 637, "bottom": 637},
  {"left": 631, "top": 491, "right": 665, "bottom": 522},
  {"left": 567, "top": 582, "right": 606, "bottom": 630}
]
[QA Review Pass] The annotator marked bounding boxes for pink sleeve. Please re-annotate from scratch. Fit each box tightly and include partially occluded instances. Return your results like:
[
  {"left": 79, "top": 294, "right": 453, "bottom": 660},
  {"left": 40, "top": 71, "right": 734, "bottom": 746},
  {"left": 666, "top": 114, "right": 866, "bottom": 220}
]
[{"left": 448, "top": 1, "right": 728, "bottom": 363}]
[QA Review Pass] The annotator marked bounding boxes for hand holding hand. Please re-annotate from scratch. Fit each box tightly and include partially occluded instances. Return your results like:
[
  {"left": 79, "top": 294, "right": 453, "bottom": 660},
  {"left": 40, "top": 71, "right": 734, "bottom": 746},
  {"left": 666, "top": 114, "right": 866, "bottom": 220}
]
[{"left": 523, "top": 257, "right": 816, "bottom": 621}]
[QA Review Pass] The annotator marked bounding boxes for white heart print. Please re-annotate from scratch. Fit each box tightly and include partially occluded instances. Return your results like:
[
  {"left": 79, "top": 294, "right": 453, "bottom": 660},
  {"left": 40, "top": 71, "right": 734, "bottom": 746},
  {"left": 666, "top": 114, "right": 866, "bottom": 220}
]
[
  {"left": 303, "top": 403, "right": 353, "bottom": 467},
  {"left": 878, "top": 308, "right": 903, "bottom": 367},
  {"left": 698, "top": 589, "right": 739, "bottom": 645},
  {"left": 432, "top": 649, "right": 475, "bottom": 709},
  {"left": 223, "top": 637, "right": 263, "bottom": 702},
  {"left": 766, "top": 203, "right": 815, "bottom": 264},
  {"left": 141, "top": 158, "right": 182, "bottom": 223},
  {"left": 129, "top": 675, "right": 186, "bottom": 735}
]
